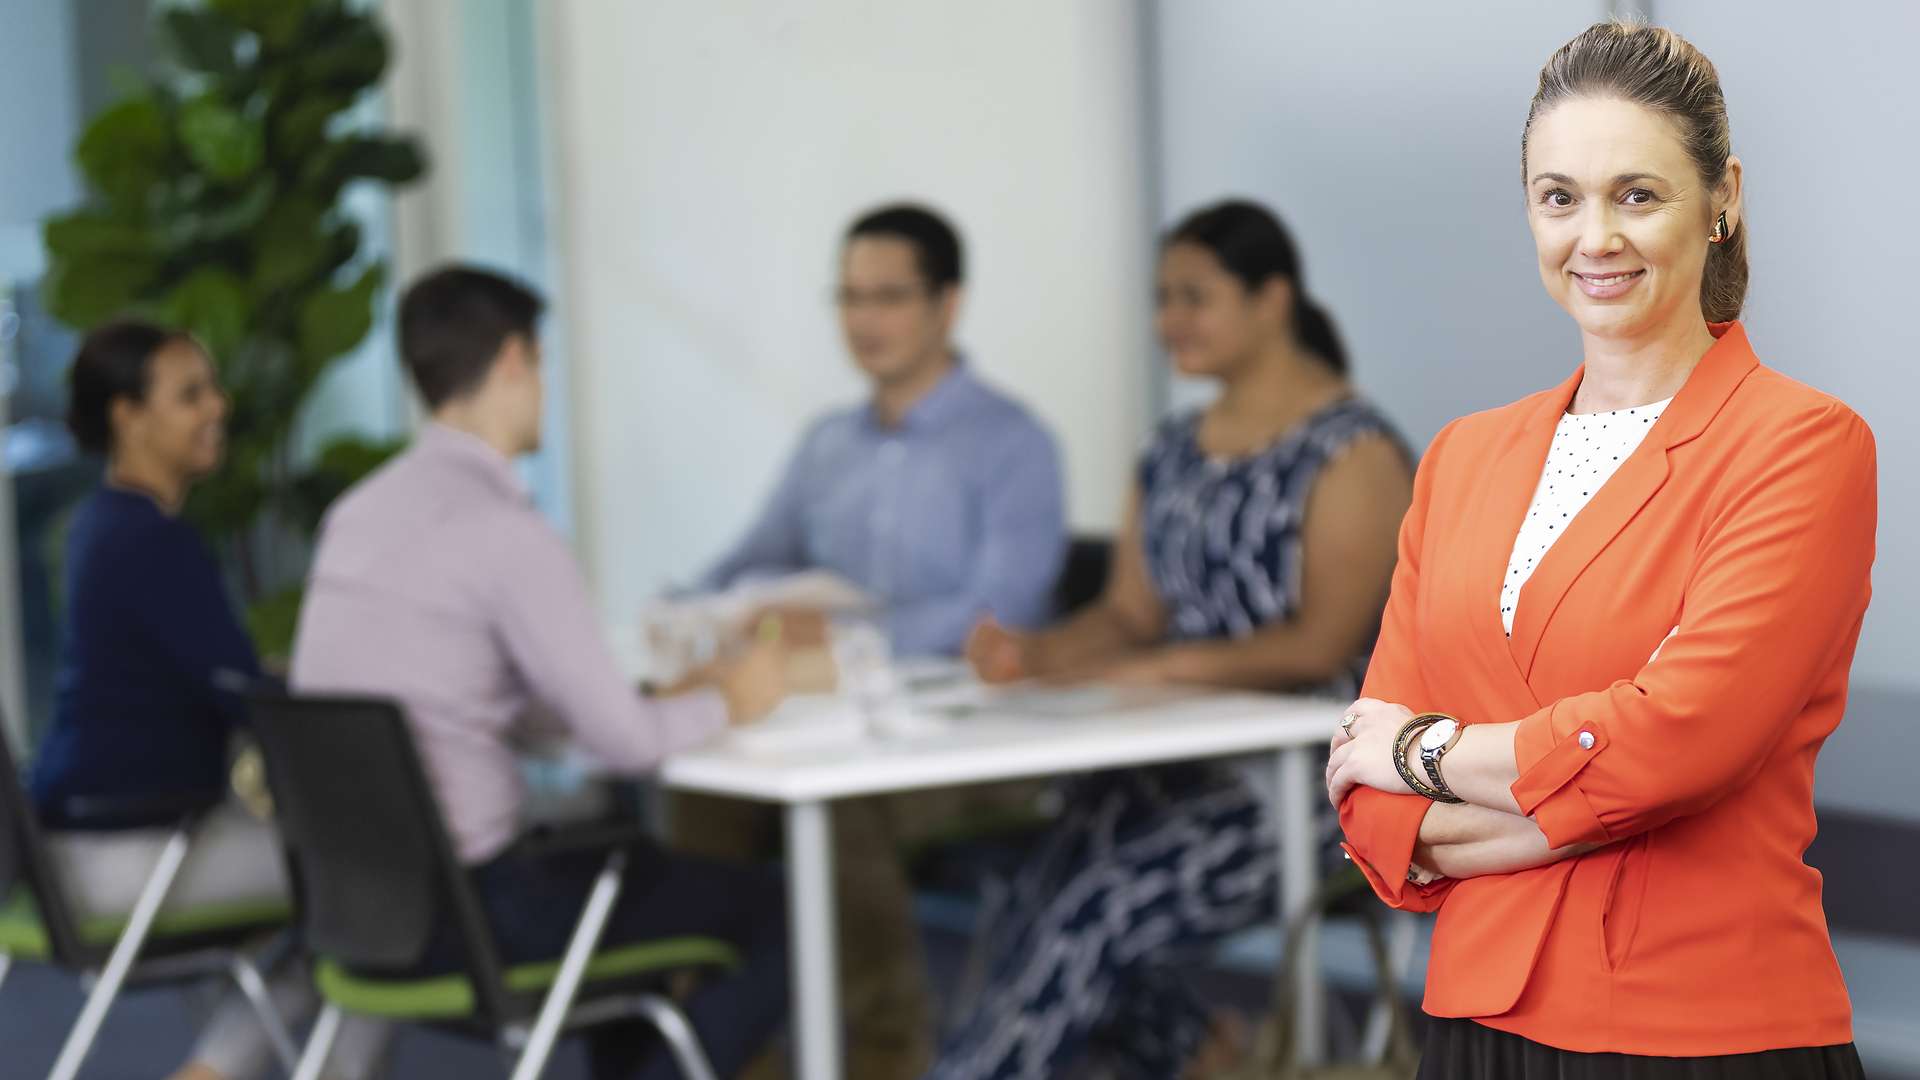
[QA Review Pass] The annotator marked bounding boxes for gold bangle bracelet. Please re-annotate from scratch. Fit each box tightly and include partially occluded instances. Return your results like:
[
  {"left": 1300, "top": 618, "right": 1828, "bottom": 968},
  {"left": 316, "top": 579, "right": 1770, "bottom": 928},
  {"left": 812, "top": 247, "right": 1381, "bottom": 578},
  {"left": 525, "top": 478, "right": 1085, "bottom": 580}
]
[{"left": 1393, "top": 716, "right": 1447, "bottom": 800}]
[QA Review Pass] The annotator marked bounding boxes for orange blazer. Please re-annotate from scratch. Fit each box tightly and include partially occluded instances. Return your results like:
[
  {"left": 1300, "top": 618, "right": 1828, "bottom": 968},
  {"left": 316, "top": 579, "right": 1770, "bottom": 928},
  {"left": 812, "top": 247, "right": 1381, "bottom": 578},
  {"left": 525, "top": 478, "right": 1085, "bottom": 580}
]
[{"left": 1340, "top": 322, "right": 1876, "bottom": 1056}]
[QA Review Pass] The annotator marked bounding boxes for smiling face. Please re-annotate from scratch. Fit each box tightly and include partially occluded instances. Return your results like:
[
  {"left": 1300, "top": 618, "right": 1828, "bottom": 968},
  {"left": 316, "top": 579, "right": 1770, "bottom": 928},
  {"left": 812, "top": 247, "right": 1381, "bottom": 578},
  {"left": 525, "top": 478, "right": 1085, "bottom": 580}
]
[
  {"left": 111, "top": 339, "right": 228, "bottom": 479},
  {"left": 1524, "top": 96, "right": 1741, "bottom": 344}
]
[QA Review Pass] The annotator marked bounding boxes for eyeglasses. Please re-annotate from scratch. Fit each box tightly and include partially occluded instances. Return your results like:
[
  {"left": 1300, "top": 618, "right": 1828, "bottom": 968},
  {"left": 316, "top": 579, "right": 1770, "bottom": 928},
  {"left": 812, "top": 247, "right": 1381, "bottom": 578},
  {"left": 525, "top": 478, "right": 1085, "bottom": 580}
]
[{"left": 832, "top": 285, "right": 931, "bottom": 311}]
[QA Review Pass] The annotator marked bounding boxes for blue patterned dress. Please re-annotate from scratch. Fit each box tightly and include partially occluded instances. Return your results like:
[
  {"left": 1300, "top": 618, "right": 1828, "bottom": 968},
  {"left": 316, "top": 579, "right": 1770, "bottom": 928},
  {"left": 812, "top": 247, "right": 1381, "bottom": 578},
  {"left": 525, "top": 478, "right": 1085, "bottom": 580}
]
[{"left": 927, "top": 397, "right": 1408, "bottom": 1080}]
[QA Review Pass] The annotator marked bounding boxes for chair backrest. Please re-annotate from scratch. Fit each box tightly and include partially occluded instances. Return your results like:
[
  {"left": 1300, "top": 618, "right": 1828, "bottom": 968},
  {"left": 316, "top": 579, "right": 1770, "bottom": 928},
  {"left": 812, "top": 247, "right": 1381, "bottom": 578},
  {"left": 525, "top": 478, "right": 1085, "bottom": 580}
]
[
  {"left": 1052, "top": 534, "right": 1113, "bottom": 618},
  {"left": 248, "top": 692, "right": 510, "bottom": 1018},
  {"left": 0, "top": 708, "right": 87, "bottom": 964}
]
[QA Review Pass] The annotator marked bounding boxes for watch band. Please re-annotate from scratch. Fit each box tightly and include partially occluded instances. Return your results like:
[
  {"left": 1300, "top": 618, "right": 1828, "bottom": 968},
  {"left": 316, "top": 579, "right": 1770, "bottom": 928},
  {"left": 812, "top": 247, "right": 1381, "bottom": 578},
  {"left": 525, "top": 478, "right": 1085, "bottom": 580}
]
[
  {"left": 1420, "top": 740, "right": 1465, "bottom": 804},
  {"left": 1416, "top": 713, "right": 1466, "bottom": 804},
  {"left": 1392, "top": 717, "right": 1447, "bottom": 801}
]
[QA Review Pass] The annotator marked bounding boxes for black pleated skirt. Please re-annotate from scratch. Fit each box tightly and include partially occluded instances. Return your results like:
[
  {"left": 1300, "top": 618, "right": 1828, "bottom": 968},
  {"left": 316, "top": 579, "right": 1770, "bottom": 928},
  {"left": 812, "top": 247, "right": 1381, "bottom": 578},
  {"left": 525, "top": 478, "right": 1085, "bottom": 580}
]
[{"left": 1416, "top": 1018, "right": 1866, "bottom": 1079}]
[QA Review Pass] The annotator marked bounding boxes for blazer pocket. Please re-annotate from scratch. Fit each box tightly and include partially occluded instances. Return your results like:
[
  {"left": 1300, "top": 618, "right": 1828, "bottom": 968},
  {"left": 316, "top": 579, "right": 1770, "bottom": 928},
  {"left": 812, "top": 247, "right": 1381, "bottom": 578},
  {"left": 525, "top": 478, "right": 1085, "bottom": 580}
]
[{"left": 1600, "top": 834, "right": 1652, "bottom": 972}]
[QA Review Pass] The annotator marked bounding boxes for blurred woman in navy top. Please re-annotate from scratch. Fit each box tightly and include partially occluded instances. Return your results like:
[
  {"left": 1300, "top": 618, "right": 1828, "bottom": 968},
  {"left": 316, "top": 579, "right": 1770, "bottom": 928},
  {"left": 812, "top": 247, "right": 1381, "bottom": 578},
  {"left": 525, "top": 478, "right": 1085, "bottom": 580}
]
[
  {"left": 30, "top": 324, "right": 258, "bottom": 822},
  {"left": 25, "top": 322, "right": 376, "bottom": 1080}
]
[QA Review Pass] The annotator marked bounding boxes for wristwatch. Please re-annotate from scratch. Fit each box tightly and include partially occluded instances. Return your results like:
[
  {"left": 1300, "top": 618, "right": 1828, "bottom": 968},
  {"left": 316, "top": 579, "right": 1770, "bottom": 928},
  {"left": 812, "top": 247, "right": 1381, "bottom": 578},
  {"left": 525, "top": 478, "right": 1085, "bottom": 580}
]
[{"left": 1417, "top": 715, "right": 1466, "bottom": 804}]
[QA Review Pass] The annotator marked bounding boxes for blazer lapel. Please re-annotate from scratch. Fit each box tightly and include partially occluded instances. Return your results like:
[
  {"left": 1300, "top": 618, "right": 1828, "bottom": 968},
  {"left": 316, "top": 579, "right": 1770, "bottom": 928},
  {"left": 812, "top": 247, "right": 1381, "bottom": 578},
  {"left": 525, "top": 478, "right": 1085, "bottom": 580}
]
[
  {"left": 1457, "top": 369, "right": 1580, "bottom": 711},
  {"left": 1506, "top": 322, "right": 1760, "bottom": 679}
]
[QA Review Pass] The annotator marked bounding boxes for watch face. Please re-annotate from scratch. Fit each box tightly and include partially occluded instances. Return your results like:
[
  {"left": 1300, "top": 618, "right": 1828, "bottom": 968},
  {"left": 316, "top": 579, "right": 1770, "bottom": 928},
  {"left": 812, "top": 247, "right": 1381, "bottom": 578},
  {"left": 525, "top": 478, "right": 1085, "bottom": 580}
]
[{"left": 1419, "top": 718, "right": 1459, "bottom": 752}]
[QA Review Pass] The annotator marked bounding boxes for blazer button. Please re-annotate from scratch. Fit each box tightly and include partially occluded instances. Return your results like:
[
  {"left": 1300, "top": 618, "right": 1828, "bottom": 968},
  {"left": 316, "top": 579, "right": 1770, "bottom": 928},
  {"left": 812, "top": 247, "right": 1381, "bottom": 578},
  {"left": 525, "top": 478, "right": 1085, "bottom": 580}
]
[{"left": 1578, "top": 731, "right": 1596, "bottom": 750}]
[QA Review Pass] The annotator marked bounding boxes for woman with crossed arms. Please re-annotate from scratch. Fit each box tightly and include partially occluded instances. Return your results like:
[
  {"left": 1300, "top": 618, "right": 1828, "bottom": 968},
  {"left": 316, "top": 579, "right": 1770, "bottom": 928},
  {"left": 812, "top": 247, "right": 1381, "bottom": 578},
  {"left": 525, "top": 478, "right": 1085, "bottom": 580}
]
[{"left": 1328, "top": 20, "right": 1871, "bottom": 1078}]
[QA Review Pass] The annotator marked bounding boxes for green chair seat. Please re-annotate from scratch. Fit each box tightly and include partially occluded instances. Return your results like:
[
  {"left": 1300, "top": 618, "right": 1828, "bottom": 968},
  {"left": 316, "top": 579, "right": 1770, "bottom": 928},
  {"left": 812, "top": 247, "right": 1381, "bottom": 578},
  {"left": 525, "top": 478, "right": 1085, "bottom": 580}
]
[
  {"left": 314, "top": 936, "right": 741, "bottom": 1021},
  {"left": 0, "top": 888, "right": 291, "bottom": 959}
]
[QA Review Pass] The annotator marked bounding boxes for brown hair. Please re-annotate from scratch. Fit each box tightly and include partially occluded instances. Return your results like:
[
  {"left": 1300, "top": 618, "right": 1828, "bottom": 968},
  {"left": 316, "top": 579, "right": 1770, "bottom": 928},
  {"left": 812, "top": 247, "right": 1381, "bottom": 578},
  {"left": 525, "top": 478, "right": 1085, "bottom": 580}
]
[{"left": 1522, "top": 20, "right": 1747, "bottom": 323}]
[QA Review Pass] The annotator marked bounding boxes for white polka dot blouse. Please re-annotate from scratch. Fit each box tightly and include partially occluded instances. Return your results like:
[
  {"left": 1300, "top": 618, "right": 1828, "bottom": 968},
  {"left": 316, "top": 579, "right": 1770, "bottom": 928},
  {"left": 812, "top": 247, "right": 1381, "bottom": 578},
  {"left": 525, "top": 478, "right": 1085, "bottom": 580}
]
[{"left": 1500, "top": 396, "right": 1673, "bottom": 636}]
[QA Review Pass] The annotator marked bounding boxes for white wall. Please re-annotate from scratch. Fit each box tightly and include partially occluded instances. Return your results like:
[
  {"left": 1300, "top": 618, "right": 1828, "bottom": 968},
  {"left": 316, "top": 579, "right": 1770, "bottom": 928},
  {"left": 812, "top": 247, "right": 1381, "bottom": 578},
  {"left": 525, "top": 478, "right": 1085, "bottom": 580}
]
[{"left": 543, "top": 1, "right": 1153, "bottom": 622}]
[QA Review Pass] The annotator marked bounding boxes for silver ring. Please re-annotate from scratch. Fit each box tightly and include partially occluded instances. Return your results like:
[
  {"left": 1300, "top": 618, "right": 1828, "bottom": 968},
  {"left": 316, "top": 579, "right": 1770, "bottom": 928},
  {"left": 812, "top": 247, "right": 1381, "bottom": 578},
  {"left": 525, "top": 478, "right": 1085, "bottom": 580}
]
[{"left": 1340, "top": 712, "right": 1359, "bottom": 736}]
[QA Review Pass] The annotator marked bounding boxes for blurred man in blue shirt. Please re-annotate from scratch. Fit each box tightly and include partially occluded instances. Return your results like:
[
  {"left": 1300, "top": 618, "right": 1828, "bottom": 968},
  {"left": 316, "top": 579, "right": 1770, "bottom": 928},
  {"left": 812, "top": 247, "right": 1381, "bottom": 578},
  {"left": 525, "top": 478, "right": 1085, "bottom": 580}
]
[
  {"left": 683, "top": 205, "right": 1064, "bottom": 1078},
  {"left": 702, "top": 203, "right": 1065, "bottom": 657}
]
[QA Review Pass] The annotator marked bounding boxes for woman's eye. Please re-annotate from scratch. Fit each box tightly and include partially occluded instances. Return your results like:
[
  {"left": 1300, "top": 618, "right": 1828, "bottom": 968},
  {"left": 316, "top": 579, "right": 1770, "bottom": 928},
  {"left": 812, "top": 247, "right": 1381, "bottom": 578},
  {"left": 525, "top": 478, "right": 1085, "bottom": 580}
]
[
  {"left": 1541, "top": 190, "right": 1574, "bottom": 209},
  {"left": 1622, "top": 188, "right": 1657, "bottom": 206}
]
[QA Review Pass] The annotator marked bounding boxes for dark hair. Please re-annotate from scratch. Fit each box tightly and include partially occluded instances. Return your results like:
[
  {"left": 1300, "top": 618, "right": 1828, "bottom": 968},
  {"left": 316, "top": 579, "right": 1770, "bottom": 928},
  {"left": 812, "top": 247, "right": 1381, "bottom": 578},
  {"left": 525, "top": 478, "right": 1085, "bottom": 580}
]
[
  {"left": 845, "top": 203, "right": 964, "bottom": 291},
  {"left": 397, "top": 265, "right": 545, "bottom": 409},
  {"left": 1524, "top": 20, "right": 1746, "bottom": 322},
  {"left": 66, "top": 319, "right": 196, "bottom": 454},
  {"left": 1165, "top": 199, "right": 1348, "bottom": 374}
]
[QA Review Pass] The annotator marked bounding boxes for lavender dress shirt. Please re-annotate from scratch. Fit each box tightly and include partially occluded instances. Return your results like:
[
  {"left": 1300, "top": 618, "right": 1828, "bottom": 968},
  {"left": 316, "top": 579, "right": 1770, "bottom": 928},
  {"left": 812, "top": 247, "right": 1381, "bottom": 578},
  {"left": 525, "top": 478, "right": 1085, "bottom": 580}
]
[{"left": 292, "top": 424, "right": 728, "bottom": 863}]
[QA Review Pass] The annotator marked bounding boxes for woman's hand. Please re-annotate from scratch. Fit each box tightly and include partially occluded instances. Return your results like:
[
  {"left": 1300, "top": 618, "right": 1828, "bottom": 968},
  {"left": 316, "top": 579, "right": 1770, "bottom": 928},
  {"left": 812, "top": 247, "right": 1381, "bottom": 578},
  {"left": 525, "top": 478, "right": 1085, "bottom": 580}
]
[{"left": 1325, "top": 697, "right": 1418, "bottom": 808}]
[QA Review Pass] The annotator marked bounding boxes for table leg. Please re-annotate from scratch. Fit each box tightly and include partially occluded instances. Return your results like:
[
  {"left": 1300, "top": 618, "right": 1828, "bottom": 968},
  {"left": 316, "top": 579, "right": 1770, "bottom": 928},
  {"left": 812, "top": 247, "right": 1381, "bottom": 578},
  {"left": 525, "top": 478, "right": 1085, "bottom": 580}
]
[
  {"left": 1277, "top": 746, "right": 1324, "bottom": 1063},
  {"left": 785, "top": 800, "right": 842, "bottom": 1080}
]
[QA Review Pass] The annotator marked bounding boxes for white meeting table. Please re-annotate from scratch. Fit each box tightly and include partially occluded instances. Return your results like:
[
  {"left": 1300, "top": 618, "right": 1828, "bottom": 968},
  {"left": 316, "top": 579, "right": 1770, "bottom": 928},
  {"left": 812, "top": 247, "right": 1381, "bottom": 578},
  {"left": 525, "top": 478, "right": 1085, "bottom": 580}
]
[{"left": 659, "top": 685, "right": 1345, "bottom": 1080}]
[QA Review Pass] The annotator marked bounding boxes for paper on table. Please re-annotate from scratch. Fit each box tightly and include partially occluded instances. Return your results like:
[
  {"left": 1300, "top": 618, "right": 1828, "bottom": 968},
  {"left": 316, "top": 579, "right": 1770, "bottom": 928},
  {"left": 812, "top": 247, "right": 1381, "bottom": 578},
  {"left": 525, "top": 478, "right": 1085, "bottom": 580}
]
[
  {"left": 659, "top": 570, "right": 876, "bottom": 629},
  {"left": 632, "top": 571, "right": 878, "bottom": 682}
]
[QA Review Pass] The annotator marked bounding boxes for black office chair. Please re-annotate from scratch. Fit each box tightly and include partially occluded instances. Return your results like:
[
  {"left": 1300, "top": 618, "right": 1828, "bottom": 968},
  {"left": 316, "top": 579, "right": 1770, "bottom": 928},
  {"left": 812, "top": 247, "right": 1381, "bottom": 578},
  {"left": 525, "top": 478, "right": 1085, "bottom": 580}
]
[
  {"left": 1052, "top": 535, "right": 1113, "bottom": 618},
  {"left": 248, "top": 692, "right": 740, "bottom": 1080},
  {"left": 0, "top": 709, "right": 297, "bottom": 1080}
]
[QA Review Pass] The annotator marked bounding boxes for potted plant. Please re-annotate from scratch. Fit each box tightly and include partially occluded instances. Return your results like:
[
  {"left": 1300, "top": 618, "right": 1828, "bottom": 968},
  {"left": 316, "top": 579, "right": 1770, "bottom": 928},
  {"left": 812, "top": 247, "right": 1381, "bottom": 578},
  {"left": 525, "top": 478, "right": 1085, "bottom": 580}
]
[{"left": 41, "top": 0, "right": 427, "bottom": 658}]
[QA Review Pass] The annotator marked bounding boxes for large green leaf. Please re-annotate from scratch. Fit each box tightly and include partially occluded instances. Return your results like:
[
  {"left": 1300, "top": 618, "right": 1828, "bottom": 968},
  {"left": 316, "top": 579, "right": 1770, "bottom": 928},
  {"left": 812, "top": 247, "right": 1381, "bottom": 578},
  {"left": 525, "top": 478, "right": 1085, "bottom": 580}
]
[
  {"left": 299, "top": 135, "right": 426, "bottom": 203},
  {"left": 179, "top": 95, "right": 264, "bottom": 182},
  {"left": 332, "top": 136, "right": 426, "bottom": 184},
  {"left": 43, "top": 210, "right": 157, "bottom": 260},
  {"left": 296, "top": 16, "right": 388, "bottom": 92},
  {"left": 162, "top": 176, "right": 277, "bottom": 250},
  {"left": 163, "top": 8, "right": 244, "bottom": 76},
  {"left": 250, "top": 197, "right": 328, "bottom": 295},
  {"left": 74, "top": 97, "right": 173, "bottom": 204},
  {"left": 209, "top": 0, "right": 310, "bottom": 51},
  {"left": 297, "top": 262, "right": 384, "bottom": 370},
  {"left": 271, "top": 93, "right": 354, "bottom": 157},
  {"left": 163, "top": 268, "right": 251, "bottom": 358},
  {"left": 40, "top": 253, "right": 159, "bottom": 328}
]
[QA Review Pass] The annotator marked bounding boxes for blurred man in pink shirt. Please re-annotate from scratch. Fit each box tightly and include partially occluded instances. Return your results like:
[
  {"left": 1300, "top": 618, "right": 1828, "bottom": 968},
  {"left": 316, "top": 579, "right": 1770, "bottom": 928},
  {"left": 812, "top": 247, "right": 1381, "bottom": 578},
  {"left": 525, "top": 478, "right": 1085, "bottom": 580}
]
[{"left": 294, "top": 265, "right": 788, "bottom": 1079}]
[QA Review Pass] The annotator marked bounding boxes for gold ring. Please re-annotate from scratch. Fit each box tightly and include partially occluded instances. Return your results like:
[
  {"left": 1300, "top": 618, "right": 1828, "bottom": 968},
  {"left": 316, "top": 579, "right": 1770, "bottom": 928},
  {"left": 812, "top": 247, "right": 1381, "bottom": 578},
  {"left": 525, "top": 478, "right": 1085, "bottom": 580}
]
[{"left": 1340, "top": 712, "right": 1359, "bottom": 736}]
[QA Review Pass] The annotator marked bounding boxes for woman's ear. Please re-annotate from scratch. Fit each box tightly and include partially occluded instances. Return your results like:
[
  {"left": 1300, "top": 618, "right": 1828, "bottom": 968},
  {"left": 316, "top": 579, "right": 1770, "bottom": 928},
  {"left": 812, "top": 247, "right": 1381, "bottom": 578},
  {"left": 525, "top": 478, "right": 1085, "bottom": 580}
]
[
  {"left": 1258, "top": 274, "right": 1296, "bottom": 330},
  {"left": 1717, "top": 154, "right": 1745, "bottom": 236},
  {"left": 108, "top": 395, "right": 141, "bottom": 447}
]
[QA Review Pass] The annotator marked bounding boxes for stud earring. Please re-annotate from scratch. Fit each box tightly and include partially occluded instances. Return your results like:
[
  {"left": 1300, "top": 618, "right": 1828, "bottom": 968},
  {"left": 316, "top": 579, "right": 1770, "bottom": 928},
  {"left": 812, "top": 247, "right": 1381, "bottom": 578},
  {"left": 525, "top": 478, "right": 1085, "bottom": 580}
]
[{"left": 1708, "top": 210, "right": 1729, "bottom": 244}]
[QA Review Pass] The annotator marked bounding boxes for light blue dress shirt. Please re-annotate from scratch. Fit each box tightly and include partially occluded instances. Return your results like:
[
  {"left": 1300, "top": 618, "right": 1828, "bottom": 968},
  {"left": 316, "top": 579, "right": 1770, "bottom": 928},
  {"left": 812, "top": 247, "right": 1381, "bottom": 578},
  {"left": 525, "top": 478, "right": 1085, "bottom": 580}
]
[{"left": 702, "top": 362, "right": 1066, "bottom": 657}]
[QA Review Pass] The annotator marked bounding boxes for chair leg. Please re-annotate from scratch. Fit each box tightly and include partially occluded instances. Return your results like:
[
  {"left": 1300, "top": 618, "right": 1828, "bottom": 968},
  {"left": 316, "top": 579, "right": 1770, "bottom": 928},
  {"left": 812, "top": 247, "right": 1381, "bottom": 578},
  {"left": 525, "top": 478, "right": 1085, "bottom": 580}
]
[
  {"left": 229, "top": 954, "right": 302, "bottom": 1070},
  {"left": 1361, "top": 910, "right": 1420, "bottom": 1062},
  {"left": 508, "top": 849, "right": 627, "bottom": 1080},
  {"left": 0, "top": 951, "right": 11, "bottom": 993},
  {"left": 48, "top": 826, "right": 193, "bottom": 1080},
  {"left": 292, "top": 1003, "right": 344, "bottom": 1080},
  {"left": 630, "top": 993, "right": 720, "bottom": 1080}
]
